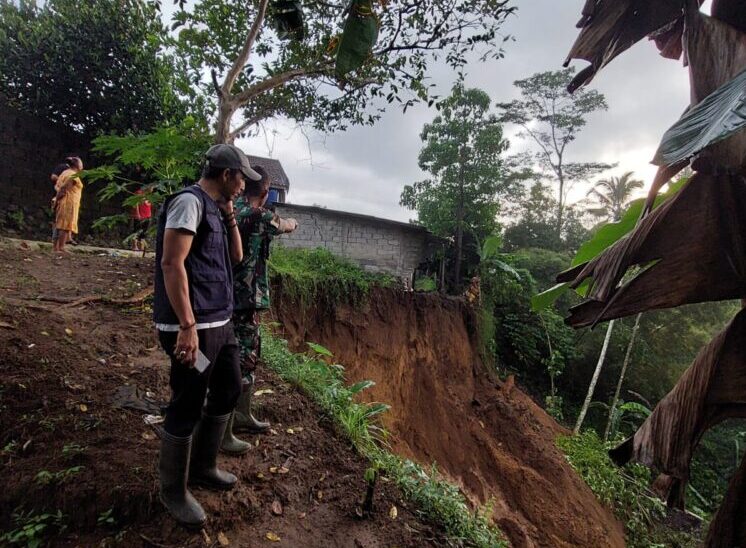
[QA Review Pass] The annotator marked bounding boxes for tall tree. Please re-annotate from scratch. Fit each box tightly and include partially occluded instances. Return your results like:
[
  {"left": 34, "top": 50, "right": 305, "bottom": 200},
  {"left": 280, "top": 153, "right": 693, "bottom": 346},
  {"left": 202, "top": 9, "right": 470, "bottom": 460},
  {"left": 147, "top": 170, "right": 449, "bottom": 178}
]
[
  {"left": 170, "top": 0, "right": 516, "bottom": 143},
  {"left": 498, "top": 68, "right": 612, "bottom": 238},
  {"left": 586, "top": 171, "right": 645, "bottom": 222},
  {"left": 400, "top": 83, "right": 509, "bottom": 287},
  {"left": 0, "top": 0, "right": 186, "bottom": 136}
]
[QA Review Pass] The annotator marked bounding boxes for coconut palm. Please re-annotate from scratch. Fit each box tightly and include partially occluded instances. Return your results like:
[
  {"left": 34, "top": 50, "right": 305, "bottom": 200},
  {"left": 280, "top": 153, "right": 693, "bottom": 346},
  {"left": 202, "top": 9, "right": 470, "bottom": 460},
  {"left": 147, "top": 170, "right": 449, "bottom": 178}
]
[{"left": 586, "top": 171, "right": 645, "bottom": 221}]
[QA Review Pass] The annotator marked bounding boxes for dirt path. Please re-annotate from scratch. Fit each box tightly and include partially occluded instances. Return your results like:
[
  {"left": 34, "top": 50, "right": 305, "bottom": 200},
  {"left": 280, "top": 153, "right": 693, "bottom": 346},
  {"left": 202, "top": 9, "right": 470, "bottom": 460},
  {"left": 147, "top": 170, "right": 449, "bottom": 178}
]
[{"left": 0, "top": 246, "right": 448, "bottom": 547}]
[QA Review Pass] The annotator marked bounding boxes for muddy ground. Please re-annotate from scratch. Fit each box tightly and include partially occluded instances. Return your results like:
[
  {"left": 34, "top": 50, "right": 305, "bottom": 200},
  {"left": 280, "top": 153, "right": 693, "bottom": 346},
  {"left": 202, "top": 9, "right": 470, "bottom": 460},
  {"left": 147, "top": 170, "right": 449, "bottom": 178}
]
[{"left": 0, "top": 244, "right": 450, "bottom": 547}]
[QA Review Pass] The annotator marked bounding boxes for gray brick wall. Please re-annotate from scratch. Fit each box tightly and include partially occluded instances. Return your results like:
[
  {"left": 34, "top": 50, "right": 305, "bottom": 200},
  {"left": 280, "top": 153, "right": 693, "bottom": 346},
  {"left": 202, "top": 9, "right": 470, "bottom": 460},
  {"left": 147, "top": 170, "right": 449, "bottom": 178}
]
[{"left": 274, "top": 203, "right": 436, "bottom": 282}]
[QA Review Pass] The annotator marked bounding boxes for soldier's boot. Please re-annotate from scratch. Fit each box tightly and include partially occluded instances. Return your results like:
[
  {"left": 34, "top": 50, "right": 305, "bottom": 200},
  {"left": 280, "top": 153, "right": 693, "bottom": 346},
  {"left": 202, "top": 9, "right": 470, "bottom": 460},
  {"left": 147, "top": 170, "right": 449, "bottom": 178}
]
[
  {"left": 159, "top": 430, "right": 206, "bottom": 529},
  {"left": 233, "top": 374, "right": 270, "bottom": 434},
  {"left": 189, "top": 413, "right": 237, "bottom": 491},
  {"left": 220, "top": 411, "right": 251, "bottom": 455}
]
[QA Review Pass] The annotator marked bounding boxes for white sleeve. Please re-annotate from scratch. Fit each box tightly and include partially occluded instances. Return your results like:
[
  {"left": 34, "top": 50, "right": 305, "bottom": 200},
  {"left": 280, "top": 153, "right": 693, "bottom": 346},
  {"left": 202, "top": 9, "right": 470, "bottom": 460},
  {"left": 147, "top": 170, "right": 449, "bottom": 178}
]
[{"left": 165, "top": 193, "right": 203, "bottom": 234}]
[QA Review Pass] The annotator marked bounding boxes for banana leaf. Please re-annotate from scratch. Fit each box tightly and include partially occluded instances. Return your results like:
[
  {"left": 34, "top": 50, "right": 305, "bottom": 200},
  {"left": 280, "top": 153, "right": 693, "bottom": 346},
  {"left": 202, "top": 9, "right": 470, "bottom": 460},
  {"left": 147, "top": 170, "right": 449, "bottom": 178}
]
[
  {"left": 335, "top": 0, "right": 379, "bottom": 79},
  {"left": 653, "top": 68, "right": 746, "bottom": 167}
]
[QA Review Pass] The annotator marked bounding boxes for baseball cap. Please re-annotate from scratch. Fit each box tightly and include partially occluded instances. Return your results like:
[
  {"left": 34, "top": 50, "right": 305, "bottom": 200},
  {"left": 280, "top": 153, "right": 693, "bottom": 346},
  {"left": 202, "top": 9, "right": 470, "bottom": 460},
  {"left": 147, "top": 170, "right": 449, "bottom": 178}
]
[{"left": 205, "top": 144, "right": 262, "bottom": 181}]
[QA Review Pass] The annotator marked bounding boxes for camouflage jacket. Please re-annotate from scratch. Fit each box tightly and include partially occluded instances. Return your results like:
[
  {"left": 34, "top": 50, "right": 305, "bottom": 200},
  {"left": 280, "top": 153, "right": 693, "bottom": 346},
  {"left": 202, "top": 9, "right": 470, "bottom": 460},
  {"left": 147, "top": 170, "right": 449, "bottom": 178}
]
[{"left": 233, "top": 197, "right": 281, "bottom": 310}]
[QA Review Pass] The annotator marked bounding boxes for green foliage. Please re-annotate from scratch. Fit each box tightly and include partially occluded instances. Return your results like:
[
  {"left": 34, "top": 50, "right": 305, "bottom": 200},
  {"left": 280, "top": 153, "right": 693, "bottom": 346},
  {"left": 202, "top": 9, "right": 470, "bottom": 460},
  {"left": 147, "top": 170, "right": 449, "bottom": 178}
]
[
  {"left": 35, "top": 466, "right": 84, "bottom": 486},
  {"left": 172, "top": 0, "right": 515, "bottom": 134},
  {"left": 401, "top": 83, "right": 511, "bottom": 287},
  {"left": 558, "top": 432, "right": 699, "bottom": 548},
  {"left": 86, "top": 117, "right": 211, "bottom": 235},
  {"left": 269, "top": 246, "right": 392, "bottom": 309},
  {"left": 414, "top": 275, "right": 437, "bottom": 292},
  {"left": 0, "top": 0, "right": 186, "bottom": 136},
  {"left": 262, "top": 334, "right": 507, "bottom": 547},
  {"left": 0, "top": 509, "right": 66, "bottom": 547},
  {"left": 96, "top": 508, "right": 116, "bottom": 528}
]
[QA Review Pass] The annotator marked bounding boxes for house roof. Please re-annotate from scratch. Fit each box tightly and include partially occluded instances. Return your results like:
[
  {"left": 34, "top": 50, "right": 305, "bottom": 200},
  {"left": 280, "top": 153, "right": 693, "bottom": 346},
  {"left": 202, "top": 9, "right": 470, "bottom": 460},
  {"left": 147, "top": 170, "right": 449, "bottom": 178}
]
[{"left": 247, "top": 155, "right": 290, "bottom": 190}]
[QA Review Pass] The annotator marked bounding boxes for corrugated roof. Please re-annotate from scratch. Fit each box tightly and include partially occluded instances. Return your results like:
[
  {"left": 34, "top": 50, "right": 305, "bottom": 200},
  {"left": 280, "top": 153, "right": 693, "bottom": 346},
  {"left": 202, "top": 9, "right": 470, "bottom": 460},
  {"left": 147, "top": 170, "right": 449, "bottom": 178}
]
[{"left": 247, "top": 155, "right": 290, "bottom": 190}]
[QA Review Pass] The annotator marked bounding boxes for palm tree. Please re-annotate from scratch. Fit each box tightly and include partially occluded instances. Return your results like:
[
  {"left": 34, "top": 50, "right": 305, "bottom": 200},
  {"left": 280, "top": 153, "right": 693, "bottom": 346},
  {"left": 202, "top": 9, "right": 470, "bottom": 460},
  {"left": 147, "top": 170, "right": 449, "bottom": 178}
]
[{"left": 587, "top": 171, "right": 645, "bottom": 222}]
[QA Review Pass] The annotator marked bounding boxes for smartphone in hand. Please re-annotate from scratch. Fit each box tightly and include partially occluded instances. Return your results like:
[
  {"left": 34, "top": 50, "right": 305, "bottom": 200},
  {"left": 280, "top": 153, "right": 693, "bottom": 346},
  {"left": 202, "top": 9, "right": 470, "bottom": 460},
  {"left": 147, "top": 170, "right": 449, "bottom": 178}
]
[{"left": 195, "top": 350, "right": 210, "bottom": 373}]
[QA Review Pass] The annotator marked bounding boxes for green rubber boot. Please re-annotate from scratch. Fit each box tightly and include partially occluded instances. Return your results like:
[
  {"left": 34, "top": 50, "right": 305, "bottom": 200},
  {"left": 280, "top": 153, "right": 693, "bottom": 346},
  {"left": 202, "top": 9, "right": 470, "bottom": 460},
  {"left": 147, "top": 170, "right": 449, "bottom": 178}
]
[
  {"left": 233, "top": 374, "right": 270, "bottom": 434},
  {"left": 220, "top": 411, "right": 251, "bottom": 455}
]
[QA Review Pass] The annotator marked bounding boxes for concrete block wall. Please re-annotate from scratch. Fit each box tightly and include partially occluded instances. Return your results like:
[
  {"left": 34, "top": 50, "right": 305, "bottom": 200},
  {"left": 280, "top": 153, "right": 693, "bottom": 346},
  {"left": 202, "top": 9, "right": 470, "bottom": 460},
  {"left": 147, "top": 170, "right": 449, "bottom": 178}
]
[{"left": 274, "top": 203, "right": 434, "bottom": 282}]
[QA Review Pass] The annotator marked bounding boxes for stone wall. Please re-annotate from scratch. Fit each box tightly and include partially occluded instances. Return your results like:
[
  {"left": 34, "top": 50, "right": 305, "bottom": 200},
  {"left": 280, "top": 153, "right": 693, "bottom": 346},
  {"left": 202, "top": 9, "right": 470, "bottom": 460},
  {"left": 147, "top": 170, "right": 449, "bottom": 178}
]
[
  {"left": 0, "top": 102, "right": 120, "bottom": 240},
  {"left": 274, "top": 203, "right": 437, "bottom": 282}
]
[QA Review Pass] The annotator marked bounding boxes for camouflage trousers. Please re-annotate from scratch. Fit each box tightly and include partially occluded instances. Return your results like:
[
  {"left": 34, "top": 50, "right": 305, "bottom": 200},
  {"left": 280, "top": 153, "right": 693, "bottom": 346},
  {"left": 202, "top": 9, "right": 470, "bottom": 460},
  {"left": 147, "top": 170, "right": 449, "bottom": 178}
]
[{"left": 233, "top": 308, "right": 261, "bottom": 377}]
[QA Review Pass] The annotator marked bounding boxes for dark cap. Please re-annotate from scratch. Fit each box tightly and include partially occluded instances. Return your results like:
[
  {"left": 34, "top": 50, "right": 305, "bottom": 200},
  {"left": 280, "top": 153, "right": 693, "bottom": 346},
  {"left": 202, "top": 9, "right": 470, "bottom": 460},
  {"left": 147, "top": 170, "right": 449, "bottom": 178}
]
[{"left": 205, "top": 144, "right": 262, "bottom": 181}]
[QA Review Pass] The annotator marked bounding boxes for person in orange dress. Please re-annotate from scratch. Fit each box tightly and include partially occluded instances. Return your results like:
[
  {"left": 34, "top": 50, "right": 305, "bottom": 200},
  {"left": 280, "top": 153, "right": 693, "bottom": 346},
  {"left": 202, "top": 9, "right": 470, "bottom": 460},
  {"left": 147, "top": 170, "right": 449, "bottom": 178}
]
[{"left": 53, "top": 157, "right": 84, "bottom": 254}]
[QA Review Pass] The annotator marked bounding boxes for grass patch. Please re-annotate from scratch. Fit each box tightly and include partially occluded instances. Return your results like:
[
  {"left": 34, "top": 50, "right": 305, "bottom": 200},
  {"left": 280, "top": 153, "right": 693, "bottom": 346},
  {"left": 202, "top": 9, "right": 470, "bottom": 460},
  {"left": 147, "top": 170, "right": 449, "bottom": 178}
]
[
  {"left": 268, "top": 246, "right": 393, "bottom": 309},
  {"left": 262, "top": 334, "right": 506, "bottom": 548},
  {"left": 558, "top": 431, "right": 700, "bottom": 548}
]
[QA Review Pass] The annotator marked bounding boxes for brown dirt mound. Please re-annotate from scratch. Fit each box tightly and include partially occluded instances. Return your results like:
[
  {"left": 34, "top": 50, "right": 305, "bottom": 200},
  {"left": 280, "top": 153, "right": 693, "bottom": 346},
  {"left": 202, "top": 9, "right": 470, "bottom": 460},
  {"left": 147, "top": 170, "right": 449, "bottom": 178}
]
[
  {"left": 0, "top": 246, "right": 448, "bottom": 547},
  {"left": 276, "top": 287, "right": 626, "bottom": 548}
]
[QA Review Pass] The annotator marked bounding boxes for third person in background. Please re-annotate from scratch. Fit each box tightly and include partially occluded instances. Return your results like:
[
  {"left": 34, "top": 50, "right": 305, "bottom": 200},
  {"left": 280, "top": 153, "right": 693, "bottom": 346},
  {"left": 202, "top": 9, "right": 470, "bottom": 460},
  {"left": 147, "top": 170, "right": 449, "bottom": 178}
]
[{"left": 221, "top": 165, "right": 298, "bottom": 454}]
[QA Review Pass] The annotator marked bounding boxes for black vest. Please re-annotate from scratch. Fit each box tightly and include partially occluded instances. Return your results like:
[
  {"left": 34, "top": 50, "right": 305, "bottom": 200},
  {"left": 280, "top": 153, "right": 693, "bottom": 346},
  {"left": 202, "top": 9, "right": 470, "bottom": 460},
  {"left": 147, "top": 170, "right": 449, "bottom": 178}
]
[{"left": 153, "top": 185, "right": 233, "bottom": 325}]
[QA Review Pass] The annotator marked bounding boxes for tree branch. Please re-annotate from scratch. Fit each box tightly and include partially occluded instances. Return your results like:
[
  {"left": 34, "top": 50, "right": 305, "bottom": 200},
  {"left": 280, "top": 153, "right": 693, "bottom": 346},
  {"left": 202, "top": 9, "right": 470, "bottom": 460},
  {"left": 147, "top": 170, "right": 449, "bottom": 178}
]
[
  {"left": 221, "top": 0, "right": 271, "bottom": 97},
  {"left": 233, "top": 64, "right": 332, "bottom": 106},
  {"left": 228, "top": 114, "right": 265, "bottom": 141}
]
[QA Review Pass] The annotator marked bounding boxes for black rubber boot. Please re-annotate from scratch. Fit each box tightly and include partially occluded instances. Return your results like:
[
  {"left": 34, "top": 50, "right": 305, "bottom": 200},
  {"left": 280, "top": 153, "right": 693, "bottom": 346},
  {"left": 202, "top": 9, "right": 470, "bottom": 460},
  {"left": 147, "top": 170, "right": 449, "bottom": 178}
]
[
  {"left": 159, "top": 430, "right": 206, "bottom": 529},
  {"left": 233, "top": 374, "right": 270, "bottom": 434},
  {"left": 220, "top": 411, "right": 251, "bottom": 455},
  {"left": 189, "top": 413, "right": 238, "bottom": 491}
]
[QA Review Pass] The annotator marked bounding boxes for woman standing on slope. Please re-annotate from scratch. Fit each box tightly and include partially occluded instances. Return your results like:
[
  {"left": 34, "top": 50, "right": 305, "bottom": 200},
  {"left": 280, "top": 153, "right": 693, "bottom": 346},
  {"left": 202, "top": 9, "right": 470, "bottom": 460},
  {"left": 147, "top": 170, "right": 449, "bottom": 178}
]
[{"left": 53, "top": 157, "right": 84, "bottom": 254}]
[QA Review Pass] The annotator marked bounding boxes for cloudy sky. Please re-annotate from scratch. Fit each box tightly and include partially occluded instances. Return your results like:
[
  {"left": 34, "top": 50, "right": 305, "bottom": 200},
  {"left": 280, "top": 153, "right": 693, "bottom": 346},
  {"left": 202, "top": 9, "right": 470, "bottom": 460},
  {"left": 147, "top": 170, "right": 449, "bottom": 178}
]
[{"left": 238, "top": 1, "right": 711, "bottom": 223}]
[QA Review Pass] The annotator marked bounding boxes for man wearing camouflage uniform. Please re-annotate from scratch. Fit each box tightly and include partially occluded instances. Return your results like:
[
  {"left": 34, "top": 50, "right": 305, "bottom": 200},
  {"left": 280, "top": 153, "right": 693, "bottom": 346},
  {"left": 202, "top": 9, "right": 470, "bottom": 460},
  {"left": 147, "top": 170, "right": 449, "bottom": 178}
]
[{"left": 222, "top": 165, "right": 298, "bottom": 454}]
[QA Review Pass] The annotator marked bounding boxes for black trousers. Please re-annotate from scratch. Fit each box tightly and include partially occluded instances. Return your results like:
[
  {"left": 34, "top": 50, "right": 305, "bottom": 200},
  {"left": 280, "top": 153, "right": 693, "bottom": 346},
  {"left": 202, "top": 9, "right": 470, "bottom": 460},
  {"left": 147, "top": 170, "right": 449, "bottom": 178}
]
[{"left": 158, "top": 322, "right": 241, "bottom": 437}]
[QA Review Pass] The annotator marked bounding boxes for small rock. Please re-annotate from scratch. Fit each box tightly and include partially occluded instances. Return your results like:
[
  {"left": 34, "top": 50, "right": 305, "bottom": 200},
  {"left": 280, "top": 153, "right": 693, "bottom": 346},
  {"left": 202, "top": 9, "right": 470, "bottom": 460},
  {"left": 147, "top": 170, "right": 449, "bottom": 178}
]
[
  {"left": 271, "top": 499, "right": 283, "bottom": 516},
  {"left": 266, "top": 532, "right": 281, "bottom": 542},
  {"left": 217, "top": 531, "right": 230, "bottom": 546}
]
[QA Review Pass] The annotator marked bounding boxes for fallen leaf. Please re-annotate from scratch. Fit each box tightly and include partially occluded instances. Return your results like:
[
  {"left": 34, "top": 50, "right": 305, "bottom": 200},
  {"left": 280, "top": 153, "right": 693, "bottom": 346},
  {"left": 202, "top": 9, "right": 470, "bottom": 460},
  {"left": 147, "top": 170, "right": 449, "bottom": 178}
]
[
  {"left": 266, "top": 532, "right": 281, "bottom": 542},
  {"left": 141, "top": 431, "right": 155, "bottom": 441},
  {"left": 286, "top": 428, "right": 295, "bottom": 434},
  {"left": 269, "top": 428, "right": 279, "bottom": 436},
  {"left": 79, "top": 404, "right": 88, "bottom": 412},
  {"left": 201, "top": 530, "right": 211, "bottom": 544},
  {"left": 27, "top": 343, "right": 35, "bottom": 349},
  {"left": 271, "top": 500, "right": 283, "bottom": 515},
  {"left": 0, "top": 321, "right": 14, "bottom": 329},
  {"left": 316, "top": 490, "right": 323, "bottom": 501},
  {"left": 479, "top": 420, "right": 485, "bottom": 429},
  {"left": 269, "top": 466, "right": 278, "bottom": 474},
  {"left": 41, "top": 331, "right": 49, "bottom": 336},
  {"left": 389, "top": 505, "right": 398, "bottom": 520},
  {"left": 256, "top": 472, "right": 265, "bottom": 479},
  {"left": 294, "top": 426, "right": 304, "bottom": 432},
  {"left": 254, "top": 389, "right": 274, "bottom": 397},
  {"left": 65, "top": 328, "right": 73, "bottom": 336},
  {"left": 217, "top": 531, "right": 230, "bottom": 546},
  {"left": 278, "top": 466, "right": 289, "bottom": 474}
]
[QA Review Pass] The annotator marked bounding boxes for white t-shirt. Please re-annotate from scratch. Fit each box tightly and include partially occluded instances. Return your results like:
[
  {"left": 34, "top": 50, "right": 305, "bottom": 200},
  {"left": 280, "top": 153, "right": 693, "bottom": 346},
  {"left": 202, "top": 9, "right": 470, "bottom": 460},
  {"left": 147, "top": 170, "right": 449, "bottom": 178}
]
[{"left": 156, "top": 189, "right": 230, "bottom": 332}]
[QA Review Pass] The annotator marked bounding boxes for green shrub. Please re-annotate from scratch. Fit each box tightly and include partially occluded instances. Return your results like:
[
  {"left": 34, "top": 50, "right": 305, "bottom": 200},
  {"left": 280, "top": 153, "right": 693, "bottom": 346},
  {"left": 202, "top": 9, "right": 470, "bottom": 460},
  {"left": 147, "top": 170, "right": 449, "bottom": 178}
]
[
  {"left": 558, "top": 431, "right": 700, "bottom": 548},
  {"left": 269, "top": 246, "right": 393, "bottom": 309}
]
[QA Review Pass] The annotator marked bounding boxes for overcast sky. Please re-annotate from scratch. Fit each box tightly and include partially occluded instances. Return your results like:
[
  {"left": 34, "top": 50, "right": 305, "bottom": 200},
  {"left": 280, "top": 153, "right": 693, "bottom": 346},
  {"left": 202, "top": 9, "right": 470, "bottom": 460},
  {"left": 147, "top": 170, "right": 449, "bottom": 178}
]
[{"left": 237, "top": 1, "right": 710, "bottom": 223}]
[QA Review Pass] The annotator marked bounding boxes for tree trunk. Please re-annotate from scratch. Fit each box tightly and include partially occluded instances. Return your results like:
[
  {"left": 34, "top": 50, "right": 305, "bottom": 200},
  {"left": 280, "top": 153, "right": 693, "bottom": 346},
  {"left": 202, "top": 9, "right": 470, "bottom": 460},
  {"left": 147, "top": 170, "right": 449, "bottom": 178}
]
[
  {"left": 556, "top": 168, "right": 565, "bottom": 241},
  {"left": 214, "top": 100, "right": 236, "bottom": 144},
  {"left": 453, "top": 150, "right": 466, "bottom": 288},
  {"left": 604, "top": 313, "right": 642, "bottom": 441},
  {"left": 574, "top": 319, "right": 615, "bottom": 434}
]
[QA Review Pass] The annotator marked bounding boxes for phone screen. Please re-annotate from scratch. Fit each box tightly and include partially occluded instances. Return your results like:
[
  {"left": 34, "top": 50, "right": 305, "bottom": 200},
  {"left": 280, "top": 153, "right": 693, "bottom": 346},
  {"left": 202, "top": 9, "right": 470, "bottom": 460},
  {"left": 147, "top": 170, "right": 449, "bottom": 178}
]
[{"left": 195, "top": 350, "right": 210, "bottom": 373}]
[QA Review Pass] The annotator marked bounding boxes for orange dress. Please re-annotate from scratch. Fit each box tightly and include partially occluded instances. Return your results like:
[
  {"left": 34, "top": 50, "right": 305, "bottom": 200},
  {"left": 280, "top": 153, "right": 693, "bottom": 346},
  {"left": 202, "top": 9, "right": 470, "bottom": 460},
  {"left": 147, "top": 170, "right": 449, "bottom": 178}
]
[{"left": 55, "top": 169, "right": 83, "bottom": 234}]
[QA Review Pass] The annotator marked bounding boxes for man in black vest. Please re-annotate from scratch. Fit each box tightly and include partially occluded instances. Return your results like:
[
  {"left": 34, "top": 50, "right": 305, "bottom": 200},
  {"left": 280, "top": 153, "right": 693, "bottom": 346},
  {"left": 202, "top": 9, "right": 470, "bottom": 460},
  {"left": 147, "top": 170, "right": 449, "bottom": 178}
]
[{"left": 153, "top": 143, "right": 261, "bottom": 528}]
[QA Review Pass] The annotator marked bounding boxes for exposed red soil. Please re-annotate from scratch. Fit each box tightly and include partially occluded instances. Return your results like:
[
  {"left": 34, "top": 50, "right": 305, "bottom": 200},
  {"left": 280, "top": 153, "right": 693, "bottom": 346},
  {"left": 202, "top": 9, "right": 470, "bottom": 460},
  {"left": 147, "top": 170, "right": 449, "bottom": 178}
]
[
  {"left": 0, "top": 245, "right": 449, "bottom": 547},
  {"left": 275, "top": 288, "right": 627, "bottom": 548}
]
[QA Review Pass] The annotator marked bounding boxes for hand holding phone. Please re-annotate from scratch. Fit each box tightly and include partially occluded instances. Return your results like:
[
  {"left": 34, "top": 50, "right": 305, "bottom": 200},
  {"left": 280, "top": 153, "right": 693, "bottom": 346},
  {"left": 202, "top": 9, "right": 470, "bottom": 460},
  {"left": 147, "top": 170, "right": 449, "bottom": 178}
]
[{"left": 195, "top": 350, "right": 210, "bottom": 373}]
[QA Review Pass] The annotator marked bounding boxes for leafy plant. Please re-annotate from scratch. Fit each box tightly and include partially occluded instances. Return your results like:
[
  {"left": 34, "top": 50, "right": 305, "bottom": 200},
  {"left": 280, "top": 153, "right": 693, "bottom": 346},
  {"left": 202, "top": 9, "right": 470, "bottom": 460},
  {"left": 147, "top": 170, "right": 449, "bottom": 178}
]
[
  {"left": 269, "top": 246, "right": 393, "bottom": 310},
  {"left": 413, "top": 275, "right": 437, "bottom": 292},
  {"left": 35, "top": 466, "right": 84, "bottom": 486},
  {"left": 97, "top": 508, "right": 116, "bottom": 527},
  {"left": 558, "top": 431, "right": 699, "bottom": 548},
  {"left": 0, "top": 509, "right": 66, "bottom": 548}
]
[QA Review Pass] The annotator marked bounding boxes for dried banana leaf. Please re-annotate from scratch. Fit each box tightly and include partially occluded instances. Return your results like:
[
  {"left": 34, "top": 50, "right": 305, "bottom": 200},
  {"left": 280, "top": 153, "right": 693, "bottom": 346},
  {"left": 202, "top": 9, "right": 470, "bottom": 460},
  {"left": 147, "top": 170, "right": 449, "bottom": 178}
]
[
  {"left": 610, "top": 308, "right": 746, "bottom": 510},
  {"left": 564, "top": 0, "right": 703, "bottom": 92},
  {"left": 705, "top": 449, "right": 746, "bottom": 547},
  {"left": 561, "top": 173, "right": 746, "bottom": 327}
]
